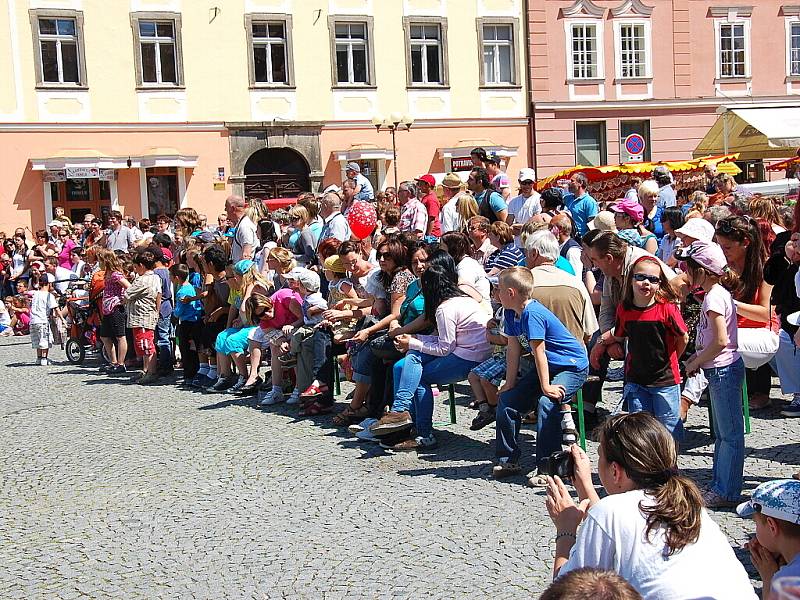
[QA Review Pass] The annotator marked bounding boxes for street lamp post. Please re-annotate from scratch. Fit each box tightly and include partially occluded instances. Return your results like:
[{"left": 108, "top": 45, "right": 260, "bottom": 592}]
[{"left": 371, "top": 113, "right": 414, "bottom": 188}]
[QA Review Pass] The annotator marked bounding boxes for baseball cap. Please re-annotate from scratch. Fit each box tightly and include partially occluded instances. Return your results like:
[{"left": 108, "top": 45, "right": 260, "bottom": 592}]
[
  {"left": 587, "top": 211, "right": 618, "bottom": 233},
  {"left": 518, "top": 168, "right": 536, "bottom": 183},
  {"left": 285, "top": 267, "right": 321, "bottom": 293},
  {"left": 345, "top": 162, "right": 361, "bottom": 173},
  {"left": 29, "top": 260, "right": 45, "bottom": 271},
  {"left": 485, "top": 152, "right": 500, "bottom": 164},
  {"left": 441, "top": 173, "right": 462, "bottom": 189},
  {"left": 674, "top": 240, "right": 728, "bottom": 276},
  {"left": 415, "top": 174, "right": 435, "bottom": 187},
  {"left": 196, "top": 231, "right": 216, "bottom": 244},
  {"left": 610, "top": 197, "right": 644, "bottom": 223},
  {"left": 675, "top": 218, "right": 715, "bottom": 243},
  {"left": 736, "top": 479, "right": 800, "bottom": 524},
  {"left": 160, "top": 248, "right": 173, "bottom": 263},
  {"left": 232, "top": 259, "right": 254, "bottom": 275},
  {"left": 323, "top": 255, "right": 346, "bottom": 274},
  {"left": 48, "top": 220, "right": 61, "bottom": 228},
  {"left": 322, "top": 184, "right": 342, "bottom": 194},
  {"left": 653, "top": 165, "right": 671, "bottom": 177},
  {"left": 787, "top": 311, "right": 800, "bottom": 327}
]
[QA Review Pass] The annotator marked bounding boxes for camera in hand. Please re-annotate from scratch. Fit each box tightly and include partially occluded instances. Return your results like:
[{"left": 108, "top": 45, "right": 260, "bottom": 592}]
[{"left": 541, "top": 449, "right": 575, "bottom": 481}]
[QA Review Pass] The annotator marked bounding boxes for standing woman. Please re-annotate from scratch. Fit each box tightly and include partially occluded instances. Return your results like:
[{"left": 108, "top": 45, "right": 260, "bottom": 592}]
[
  {"left": 288, "top": 205, "right": 316, "bottom": 267},
  {"left": 31, "top": 230, "right": 56, "bottom": 261},
  {"left": 97, "top": 248, "right": 131, "bottom": 374},
  {"left": 9, "top": 234, "right": 32, "bottom": 293},
  {"left": 84, "top": 218, "right": 106, "bottom": 249},
  {"left": 638, "top": 180, "right": 664, "bottom": 242},
  {"left": 714, "top": 216, "right": 779, "bottom": 410},
  {"left": 57, "top": 228, "right": 76, "bottom": 269}
]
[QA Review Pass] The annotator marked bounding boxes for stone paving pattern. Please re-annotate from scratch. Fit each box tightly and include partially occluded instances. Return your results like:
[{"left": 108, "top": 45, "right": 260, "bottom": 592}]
[{"left": 1, "top": 336, "right": 798, "bottom": 599}]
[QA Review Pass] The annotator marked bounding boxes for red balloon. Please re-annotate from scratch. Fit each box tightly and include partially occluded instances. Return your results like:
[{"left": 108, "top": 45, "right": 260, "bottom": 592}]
[{"left": 347, "top": 201, "right": 377, "bottom": 240}]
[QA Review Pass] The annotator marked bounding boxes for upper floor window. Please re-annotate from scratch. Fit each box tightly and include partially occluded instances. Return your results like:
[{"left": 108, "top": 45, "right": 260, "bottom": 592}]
[
  {"left": 618, "top": 23, "right": 647, "bottom": 78},
  {"left": 332, "top": 21, "right": 371, "bottom": 85},
  {"left": 403, "top": 18, "right": 449, "bottom": 87},
  {"left": 479, "top": 21, "right": 518, "bottom": 86},
  {"left": 131, "top": 13, "right": 184, "bottom": 87},
  {"left": 30, "top": 10, "right": 87, "bottom": 87},
  {"left": 719, "top": 23, "right": 747, "bottom": 77},
  {"left": 246, "top": 15, "right": 294, "bottom": 86},
  {"left": 790, "top": 21, "right": 800, "bottom": 76},
  {"left": 569, "top": 23, "right": 601, "bottom": 79}
]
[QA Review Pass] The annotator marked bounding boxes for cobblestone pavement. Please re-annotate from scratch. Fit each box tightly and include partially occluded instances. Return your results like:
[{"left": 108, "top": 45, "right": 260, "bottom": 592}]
[{"left": 1, "top": 336, "right": 798, "bottom": 599}]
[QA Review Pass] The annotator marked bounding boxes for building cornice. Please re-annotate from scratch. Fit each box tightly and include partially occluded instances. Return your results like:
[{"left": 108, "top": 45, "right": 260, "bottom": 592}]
[
  {"left": 0, "top": 122, "right": 227, "bottom": 133},
  {"left": 561, "top": 0, "right": 605, "bottom": 18},
  {"left": 708, "top": 6, "right": 753, "bottom": 19},
  {"left": 782, "top": 5, "right": 800, "bottom": 16},
  {"left": 533, "top": 96, "right": 800, "bottom": 111},
  {"left": 610, "top": 0, "right": 654, "bottom": 18}
]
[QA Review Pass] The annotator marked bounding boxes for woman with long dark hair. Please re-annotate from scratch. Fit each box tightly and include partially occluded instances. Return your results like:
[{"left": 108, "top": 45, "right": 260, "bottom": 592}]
[
  {"left": 714, "top": 215, "right": 779, "bottom": 410},
  {"left": 368, "top": 250, "right": 491, "bottom": 450},
  {"left": 440, "top": 231, "right": 491, "bottom": 304},
  {"left": 546, "top": 413, "right": 756, "bottom": 598}
]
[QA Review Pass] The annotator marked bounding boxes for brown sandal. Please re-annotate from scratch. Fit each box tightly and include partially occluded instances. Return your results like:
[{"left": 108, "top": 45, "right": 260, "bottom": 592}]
[
  {"left": 332, "top": 405, "right": 368, "bottom": 426},
  {"left": 299, "top": 401, "right": 333, "bottom": 417}
]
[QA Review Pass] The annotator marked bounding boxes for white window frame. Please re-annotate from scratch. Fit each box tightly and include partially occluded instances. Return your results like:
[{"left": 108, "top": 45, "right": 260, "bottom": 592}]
[
  {"left": 329, "top": 19, "right": 375, "bottom": 87},
  {"left": 245, "top": 14, "right": 295, "bottom": 87},
  {"left": 139, "top": 21, "right": 177, "bottom": 84},
  {"left": 408, "top": 22, "right": 445, "bottom": 86},
  {"left": 613, "top": 19, "right": 652, "bottom": 80},
  {"left": 714, "top": 18, "right": 751, "bottom": 80},
  {"left": 787, "top": 17, "right": 800, "bottom": 78},
  {"left": 478, "top": 19, "right": 519, "bottom": 87},
  {"left": 29, "top": 9, "right": 88, "bottom": 88},
  {"left": 564, "top": 19, "right": 605, "bottom": 81},
  {"left": 131, "top": 12, "right": 184, "bottom": 88}
]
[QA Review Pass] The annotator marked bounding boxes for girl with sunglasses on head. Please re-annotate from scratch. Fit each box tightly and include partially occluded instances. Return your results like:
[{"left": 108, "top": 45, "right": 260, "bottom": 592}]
[{"left": 595, "top": 256, "right": 688, "bottom": 440}]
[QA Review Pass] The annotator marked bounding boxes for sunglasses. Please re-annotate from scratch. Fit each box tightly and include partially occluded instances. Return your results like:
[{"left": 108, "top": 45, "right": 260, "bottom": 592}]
[
  {"left": 715, "top": 215, "right": 754, "bottom": 235},
  {"left": 376, "top": 251, "right": 391, "bottom": 260},
  {"left": 632, "top": 273, "right": 661, "bottom": 284},
  {"left": 519, "top": 180, "right": 534, "bottom": 185}
]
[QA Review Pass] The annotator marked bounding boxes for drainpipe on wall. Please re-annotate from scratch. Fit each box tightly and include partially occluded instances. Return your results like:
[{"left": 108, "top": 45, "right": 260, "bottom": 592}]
[{"left": 523, "top": 0, "right": 537, "bottom": 174}]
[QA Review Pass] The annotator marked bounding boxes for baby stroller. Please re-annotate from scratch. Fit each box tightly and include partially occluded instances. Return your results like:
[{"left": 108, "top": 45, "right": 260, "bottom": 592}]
[{"left": 62, "top": 283, "right": 108, "bottom": 365}]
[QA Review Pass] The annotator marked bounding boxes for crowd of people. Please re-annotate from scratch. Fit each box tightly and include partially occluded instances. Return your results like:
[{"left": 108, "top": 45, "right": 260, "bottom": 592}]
[{"left": 3, "top": 147, "right": 800, "bottom": 599}]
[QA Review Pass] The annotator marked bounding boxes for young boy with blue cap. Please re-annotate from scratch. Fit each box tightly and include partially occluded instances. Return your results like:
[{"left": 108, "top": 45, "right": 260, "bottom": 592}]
[{"left": 738, "top": 479, "right": 800, "bottom": 598}]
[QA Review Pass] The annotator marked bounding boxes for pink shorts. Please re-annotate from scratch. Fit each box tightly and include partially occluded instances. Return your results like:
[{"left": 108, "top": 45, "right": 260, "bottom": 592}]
[{"left": 132, "top": 327, "right": 155, "bottom": 357}]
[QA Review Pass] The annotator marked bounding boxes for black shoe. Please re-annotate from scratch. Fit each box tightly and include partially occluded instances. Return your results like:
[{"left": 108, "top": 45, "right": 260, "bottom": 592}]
[
  {"left": 98, "top": 363, "right": 111, "bottom": 373},
  {"left": 237, "top": 377, "right": 263, "bottom": 395},
  {"left": 106, "top": 364, "right": 127, "bottom": 375},
  {"left": 207, "top": 376, "right": 237, "bottom": 393},
  {"left": 470, "top": 404, "right": 497, "bottom": 431}
]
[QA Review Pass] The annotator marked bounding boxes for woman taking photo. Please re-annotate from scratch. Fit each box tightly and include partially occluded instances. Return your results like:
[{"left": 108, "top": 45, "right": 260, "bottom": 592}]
[
  {"left": 288, "top": 205, "right": 316, "bottom": 267},
  {"left": 31, "top": 230, "right": 56, "bottom": 261},
  {"left": 546, "top": 412, "right": 756, "bottom": 599}
]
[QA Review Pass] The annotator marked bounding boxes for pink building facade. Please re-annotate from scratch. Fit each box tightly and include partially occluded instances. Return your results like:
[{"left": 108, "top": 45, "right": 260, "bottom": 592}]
[{"left": 528, "top": 0, "right": 800, "bottom": 178}]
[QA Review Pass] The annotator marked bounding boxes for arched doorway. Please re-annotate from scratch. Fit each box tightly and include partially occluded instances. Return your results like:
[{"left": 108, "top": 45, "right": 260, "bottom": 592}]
[{"left": 243, "top": 148, "right": 310, "bottom": 203}]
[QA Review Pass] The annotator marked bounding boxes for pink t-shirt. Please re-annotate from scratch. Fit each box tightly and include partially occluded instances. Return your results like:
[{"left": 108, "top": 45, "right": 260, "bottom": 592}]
[
  {"left": 260, "top": 287, "right": 301, "bottom": 330},
  {"left": 58, "top": 239, "right": 76, "bottom": 270},
  {"left": 696, "top": 284, "right": 740, "bottom": 369}
]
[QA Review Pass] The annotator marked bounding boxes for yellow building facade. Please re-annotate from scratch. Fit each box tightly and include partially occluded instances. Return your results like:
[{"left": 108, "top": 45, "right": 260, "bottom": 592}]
[{"left": 0, "top": 0, "right": 530, "bottom": 230}]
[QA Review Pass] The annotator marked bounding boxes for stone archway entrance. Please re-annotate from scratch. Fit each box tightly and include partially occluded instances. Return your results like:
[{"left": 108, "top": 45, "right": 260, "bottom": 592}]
[{"left": 243, "top": 147, "right": 310, "bottom": 203}]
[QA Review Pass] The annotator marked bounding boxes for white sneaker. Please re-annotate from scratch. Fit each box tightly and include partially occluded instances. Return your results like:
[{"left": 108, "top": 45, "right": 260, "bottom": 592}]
[
  {"left": 349, "top": 417, "right": 377, "bottom": 434},
  {"left": 39, "top": 358, "right": 49, "bottom": 366},
  {"left": 259, "top": 388, "right": 284, "bottom": 406},
  {"left": 285, "top": 389, "right": 301, "bottom": 405},
  {"left": 355, "top": 422, "right": 380, "bottom": 442}
]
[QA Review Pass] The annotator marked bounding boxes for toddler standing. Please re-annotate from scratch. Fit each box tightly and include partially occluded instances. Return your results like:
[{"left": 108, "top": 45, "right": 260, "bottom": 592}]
[{"left": 29, "top": 273, "right": 58, "bottom": 365}]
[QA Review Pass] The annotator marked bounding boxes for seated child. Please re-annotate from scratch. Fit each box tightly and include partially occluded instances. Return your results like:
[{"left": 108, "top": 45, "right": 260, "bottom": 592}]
[
  {"left": 492, "top": 267, "right": 589, "bottom": 485},
  {"left": 0, "top": 298, "right": 12, "bottom": 336},
  {"left": 255, "top": 286, "right": 304, "bottom": 405},
  {"left": 738, "top": 479, "right": 800, "bottom": 599},
  {"left": 322, "top": 255, "right": 359, "bottom": 343},
  {"left": 280, "top": 268, "right": 329, "bottom": 407}
]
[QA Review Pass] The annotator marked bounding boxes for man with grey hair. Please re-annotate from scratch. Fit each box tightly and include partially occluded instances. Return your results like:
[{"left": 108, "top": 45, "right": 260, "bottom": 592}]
[
  {"left": 345, "top": 161, "right": 374, "bottom": 202},
  {"left": 523, "top": 227, "right": 577, "bottom": 276},
  {"left": 318, "top": 192, "right": 351, "bottom": 244},
  {"left": 226, "top": 195, "right": 256, "bottom": 262},
  {"left": 703, "top": 204, "right": 732, "bottom": 226},
  {"left": 397, "top": 180, "right": 427, "bottom": 239}
]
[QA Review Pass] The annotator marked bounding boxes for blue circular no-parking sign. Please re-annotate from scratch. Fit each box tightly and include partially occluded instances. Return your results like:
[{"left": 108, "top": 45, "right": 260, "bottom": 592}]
[{"left": 624, "top": 133, "right": 646, "bottom": 156}]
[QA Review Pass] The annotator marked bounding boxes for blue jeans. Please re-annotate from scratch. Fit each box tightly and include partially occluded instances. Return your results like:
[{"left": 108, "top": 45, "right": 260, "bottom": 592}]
[
  {"left": 391, "top": 350, "right": 480, "bottom": 438},
  {"left": 704, "top": 358, "right": 745, "bottom": 501},
  {"left": 496, "top": 366, "right": 588, "bottom": 468},
  {"left": 624, "top": 382, "right": 684, "bottom": 442},
  {"left": 156, "top": 313, "right": 173, "bottom": 371}
]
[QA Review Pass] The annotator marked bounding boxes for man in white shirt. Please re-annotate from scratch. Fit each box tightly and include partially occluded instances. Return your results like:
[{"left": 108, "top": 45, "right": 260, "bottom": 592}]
[
  {"left": 439, "top": 172, "right": 468, "bottom": 234},
  {"left": 44, "top": 257, "right": 79, "bottom": 295},
  {"left": 226, "top": 195, "right": 257, "bottom": 263},
  {"left": 318, "top": 192, "right": 351, "bottom": 244},
  {"left": 506, "top": 168, "right": 542, "bottom": 247}
]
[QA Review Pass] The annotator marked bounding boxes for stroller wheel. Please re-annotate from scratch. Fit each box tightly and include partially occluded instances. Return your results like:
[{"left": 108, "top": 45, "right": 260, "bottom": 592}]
[{"left": 65, "top": 337, "right": 85, "bottom": 364}]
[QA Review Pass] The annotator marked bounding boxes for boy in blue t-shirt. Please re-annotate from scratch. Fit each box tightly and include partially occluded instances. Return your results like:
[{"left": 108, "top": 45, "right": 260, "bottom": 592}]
[
  {"left": 493, "top": 267, "right": 589, "bottom": 483},
  {"left": 170, "top": 263, "right": 203, "bottom": 384}
]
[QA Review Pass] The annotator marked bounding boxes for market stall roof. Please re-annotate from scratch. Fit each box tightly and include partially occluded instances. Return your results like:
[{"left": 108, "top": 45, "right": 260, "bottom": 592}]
[
  {"left": 766, "top": 156, "right": 800, "bottom": 172},
  {"left": 437, "top": 139, "right": 518, "bottom": 159},
  {"left": 333, "top": 144, "right": 393, "bottom": 162},
  {"left": 694, "top": 108, "right": 800, "bottom": 160},
  {"left": 535, "top": 154, "right": 740, "bottom": 190}
]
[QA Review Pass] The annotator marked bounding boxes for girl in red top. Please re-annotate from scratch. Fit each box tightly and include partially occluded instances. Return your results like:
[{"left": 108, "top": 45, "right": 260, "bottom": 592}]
[{"left": 609, "top": 256, "right": 688, "bottom": 441}]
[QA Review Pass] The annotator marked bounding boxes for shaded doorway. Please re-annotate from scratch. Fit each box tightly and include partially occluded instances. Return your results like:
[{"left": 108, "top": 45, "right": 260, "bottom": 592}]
[{"left": 243, "top": 148, "right": 310, "bottom": 203}]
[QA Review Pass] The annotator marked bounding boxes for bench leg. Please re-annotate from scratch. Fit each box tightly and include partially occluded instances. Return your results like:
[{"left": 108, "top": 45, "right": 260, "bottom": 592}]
[
  {"left": 448, "top": 384, "right": 456, "bottom": 424},
  {"left": 576, "top": 389, "right": 586, "bottom": 451}
]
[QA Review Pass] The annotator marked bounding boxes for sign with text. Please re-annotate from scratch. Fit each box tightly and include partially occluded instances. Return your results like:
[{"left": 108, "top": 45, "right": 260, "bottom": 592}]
[
  {"left": 43, "top": 170, "right": 66, "bottom": 182},
  {"left": 66, "top": 167, "right": 99, "bottom": 179},
  {"left": 451, "top": 157, "right": 474, "bottom": 172},
  {"left": 99, "top": 169, "right": 115, "bottom": 181}
]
